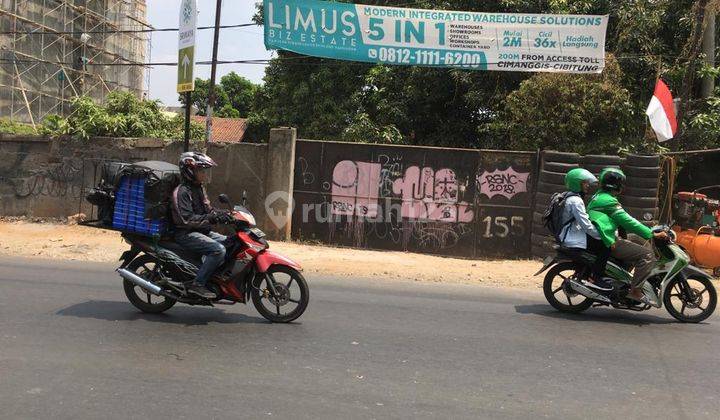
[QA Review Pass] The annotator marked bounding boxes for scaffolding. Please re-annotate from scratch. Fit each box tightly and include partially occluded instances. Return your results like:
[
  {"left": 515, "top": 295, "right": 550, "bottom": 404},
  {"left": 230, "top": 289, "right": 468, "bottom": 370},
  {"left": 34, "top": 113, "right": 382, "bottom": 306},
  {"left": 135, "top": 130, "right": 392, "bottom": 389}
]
[{"left": 0, "top": 0, "right": 149, "bottom": 130}]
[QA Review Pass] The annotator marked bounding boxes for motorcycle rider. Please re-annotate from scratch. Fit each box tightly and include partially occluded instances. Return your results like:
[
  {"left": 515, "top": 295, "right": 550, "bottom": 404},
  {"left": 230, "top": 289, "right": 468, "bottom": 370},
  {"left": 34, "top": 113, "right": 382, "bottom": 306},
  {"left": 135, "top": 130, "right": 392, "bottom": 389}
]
[
  {"left": 171, "top": 152, "right": 234, "bottom": 299},
  {"left": 588, "top": 168, "right": 668, "bottom": 303},
  {"left": 559, "top": 168, "right": 612, "bottom": 291}
]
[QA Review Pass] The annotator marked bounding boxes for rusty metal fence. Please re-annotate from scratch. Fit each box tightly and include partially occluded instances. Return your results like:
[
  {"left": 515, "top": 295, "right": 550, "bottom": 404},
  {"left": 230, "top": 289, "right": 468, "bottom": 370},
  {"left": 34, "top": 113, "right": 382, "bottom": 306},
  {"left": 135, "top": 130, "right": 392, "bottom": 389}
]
[{"left": 291, "top": 140, "right": 539, "bottom": 259}]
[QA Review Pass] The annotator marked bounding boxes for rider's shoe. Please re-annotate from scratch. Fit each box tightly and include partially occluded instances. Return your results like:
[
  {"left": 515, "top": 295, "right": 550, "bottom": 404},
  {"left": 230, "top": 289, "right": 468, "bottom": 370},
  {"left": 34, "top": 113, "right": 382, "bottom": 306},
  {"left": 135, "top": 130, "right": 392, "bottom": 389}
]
[
  {"left": 582, "top": 277, "right": 613, "bottom": 291},
  {"left": 188, "top": 284, "right": 217, "bottom": 299},
  {"left": 627, "top": 289, "right": 652, "bottom": 305}
]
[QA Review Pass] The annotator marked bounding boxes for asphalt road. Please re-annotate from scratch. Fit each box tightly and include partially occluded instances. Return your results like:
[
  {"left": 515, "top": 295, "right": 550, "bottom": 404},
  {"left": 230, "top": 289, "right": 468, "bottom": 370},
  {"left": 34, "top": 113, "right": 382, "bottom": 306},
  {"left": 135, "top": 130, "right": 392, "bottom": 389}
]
[{"left": 1, "top": 256, "right": 719, "bottom": 420}]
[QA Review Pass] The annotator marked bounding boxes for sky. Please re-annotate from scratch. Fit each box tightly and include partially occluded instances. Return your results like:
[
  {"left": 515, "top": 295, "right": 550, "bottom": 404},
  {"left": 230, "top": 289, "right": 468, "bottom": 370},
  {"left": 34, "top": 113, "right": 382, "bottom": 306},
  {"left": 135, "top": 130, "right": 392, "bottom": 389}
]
[{"left": 146, "top": 1, "right": 272, "bottom": 106}]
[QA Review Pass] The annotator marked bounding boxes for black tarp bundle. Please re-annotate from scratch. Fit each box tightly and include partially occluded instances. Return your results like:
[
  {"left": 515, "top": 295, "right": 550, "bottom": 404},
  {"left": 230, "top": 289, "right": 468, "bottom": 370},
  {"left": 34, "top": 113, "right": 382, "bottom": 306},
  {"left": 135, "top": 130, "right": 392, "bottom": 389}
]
[{"left": 86, "top": 160, "right": 180, "bottom": 225}]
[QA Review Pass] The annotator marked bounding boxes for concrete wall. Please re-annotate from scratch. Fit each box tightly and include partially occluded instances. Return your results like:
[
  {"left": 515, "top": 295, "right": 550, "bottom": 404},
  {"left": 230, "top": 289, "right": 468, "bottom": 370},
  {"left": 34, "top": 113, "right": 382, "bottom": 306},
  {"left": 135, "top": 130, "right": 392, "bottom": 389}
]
[{"left": 0, "top": 130, "right": 296, "bottom": 238}]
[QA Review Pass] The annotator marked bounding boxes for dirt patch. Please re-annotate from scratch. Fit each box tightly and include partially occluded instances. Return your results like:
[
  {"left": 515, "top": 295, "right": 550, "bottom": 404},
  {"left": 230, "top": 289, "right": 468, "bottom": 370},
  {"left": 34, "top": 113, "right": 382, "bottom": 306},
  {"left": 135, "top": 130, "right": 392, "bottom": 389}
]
[{"left": 0, "top": 221, "right": 543, "bottom": 290}]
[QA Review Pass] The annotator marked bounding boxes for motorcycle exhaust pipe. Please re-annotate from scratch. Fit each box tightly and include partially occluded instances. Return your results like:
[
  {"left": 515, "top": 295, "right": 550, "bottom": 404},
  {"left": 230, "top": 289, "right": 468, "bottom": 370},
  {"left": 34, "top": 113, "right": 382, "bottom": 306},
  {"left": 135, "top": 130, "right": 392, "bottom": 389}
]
[
  {"left": 569, "top": 280, "right": 611, "bottom": 304},
  {"left": 117, "top": 268, "right": 162, "bottom": 295}
]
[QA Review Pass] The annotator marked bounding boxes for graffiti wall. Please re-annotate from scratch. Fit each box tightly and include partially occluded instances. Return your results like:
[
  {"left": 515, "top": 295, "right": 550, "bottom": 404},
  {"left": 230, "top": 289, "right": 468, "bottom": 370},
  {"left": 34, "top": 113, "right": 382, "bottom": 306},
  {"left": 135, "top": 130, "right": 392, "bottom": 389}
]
[
  {"left": 292, "top": 140, "right": 538, "bottom": 258},
  {"left": 0, "top": 135, "right": 270, "bottom": 223}
]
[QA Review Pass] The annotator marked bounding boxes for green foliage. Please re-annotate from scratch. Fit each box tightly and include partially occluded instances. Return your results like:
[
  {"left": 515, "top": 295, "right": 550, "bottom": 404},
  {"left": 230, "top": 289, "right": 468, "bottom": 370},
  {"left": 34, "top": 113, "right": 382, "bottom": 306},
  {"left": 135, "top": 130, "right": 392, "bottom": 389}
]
[
  {"left": 244, "top": 111, "right": 272, "bottom": 143},
  {"left": 684, "top": 94, "right": 720, "bottom": 149},
  {"left": 220, "top": 72, "right": 258, "bottom": 117},
  {"left": 617, "top": 141, "right": 670, "bottom": 157},
  {"left": 342, "top": 112, "right": 403, "bottom": 144},
  {"left": 179, "top": 72, "right": 259, "bottom": 118},
  {"left": 0, "top": 118, "right": 36, "bottom": 135},
  {"left": 485, "top": 56, "right": 638, "bottom": 154},
  {"left": 41, "top": 91, "right": 204, "bottom": 141},
  {"left": 39, "top": 115, "right": 70, "bottom": 136}
]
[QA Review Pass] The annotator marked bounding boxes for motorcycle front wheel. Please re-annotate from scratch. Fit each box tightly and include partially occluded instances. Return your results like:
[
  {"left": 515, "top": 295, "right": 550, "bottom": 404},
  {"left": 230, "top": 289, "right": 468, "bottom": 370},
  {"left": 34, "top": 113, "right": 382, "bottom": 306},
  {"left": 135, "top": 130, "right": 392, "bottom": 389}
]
[
  {"left": 543, "top": 262, "right": 593, "bottom": 313},
  {"left": 663, "top": 275, "right": 717, "bottom": 323},
  {"left": 252, "top": 266, "right": 309, "bottom": 323}
]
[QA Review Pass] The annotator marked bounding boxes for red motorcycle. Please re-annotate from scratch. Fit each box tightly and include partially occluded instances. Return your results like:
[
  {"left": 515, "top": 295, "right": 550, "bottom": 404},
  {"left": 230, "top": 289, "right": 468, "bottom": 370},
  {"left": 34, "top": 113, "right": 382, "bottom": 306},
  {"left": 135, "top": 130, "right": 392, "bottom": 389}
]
[{"left": 116, "top": 194, "right": 309, "bottom": 323}]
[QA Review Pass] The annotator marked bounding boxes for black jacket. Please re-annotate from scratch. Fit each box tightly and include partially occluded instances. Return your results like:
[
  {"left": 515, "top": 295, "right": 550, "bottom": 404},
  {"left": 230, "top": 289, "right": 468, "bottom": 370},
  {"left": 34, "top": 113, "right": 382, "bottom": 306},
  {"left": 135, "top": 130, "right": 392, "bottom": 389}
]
[{"left": 171, "top": 182, "right": 214, "bottom": 233}]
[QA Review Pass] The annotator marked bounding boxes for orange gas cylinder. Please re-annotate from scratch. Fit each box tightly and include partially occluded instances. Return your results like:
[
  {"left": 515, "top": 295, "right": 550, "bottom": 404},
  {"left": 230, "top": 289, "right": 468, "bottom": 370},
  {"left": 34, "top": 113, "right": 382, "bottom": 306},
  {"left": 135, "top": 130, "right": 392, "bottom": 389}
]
[{"left": 673, "top": 227, "right": 720, "bottom": 269}]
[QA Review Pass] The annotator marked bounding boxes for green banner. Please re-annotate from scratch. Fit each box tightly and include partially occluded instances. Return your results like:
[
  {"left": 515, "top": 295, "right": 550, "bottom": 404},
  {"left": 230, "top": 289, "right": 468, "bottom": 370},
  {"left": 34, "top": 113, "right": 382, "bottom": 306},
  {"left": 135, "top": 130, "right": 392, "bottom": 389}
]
[{"left": 264, "top": 0, "right": 609, "bottom": 73}]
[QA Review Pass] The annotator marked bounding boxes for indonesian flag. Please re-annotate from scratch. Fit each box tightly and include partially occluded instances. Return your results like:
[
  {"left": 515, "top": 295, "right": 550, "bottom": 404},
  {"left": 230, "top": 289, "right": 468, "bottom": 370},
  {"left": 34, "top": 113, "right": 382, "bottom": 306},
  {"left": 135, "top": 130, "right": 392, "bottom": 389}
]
[{"left": 645, "top": 79, "right": 678, "bottom": 142}]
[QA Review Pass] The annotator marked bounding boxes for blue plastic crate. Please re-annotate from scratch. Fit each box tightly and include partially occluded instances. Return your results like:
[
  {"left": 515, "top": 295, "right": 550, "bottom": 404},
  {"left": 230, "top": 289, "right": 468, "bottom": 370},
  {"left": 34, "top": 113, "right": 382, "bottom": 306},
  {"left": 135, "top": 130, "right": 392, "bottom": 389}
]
[{"left": 112, "top": 175, "right": 166, "bottom": 236}]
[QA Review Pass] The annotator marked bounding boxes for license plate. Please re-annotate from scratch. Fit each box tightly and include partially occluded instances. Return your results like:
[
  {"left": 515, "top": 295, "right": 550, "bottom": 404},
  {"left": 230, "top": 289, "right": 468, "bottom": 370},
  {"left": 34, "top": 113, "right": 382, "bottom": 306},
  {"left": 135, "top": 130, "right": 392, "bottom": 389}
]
[{"left": 250, "top": 228, "right": 266, "bottom": 238}]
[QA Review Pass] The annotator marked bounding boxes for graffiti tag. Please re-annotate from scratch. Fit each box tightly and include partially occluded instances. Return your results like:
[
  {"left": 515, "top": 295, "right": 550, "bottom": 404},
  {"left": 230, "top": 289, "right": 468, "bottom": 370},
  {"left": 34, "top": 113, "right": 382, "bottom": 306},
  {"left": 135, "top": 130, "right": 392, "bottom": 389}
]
[
  {"left": 331, "top": 160, "right": 381, "bottom": 217},
  {"left": 392, "top": 166, "right": 473, "bottom": 223},
  {"left": 477, "top": 167, "right": 530, "bottom": 199}
]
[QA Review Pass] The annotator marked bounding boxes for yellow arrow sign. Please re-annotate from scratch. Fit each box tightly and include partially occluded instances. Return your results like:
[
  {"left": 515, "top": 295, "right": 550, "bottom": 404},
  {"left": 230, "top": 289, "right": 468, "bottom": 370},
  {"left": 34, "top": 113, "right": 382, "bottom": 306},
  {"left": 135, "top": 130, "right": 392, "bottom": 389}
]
[{"left": 177, "top": 46, "right": 195, "bottom": 93}]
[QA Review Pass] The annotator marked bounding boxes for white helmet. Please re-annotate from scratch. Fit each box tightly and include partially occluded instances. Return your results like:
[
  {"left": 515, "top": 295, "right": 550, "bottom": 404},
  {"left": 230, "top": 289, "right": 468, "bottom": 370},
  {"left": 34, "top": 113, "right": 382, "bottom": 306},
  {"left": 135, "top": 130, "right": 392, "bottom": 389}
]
[{"left": 179, "top": 152, "right": 217, "bottom": 183}]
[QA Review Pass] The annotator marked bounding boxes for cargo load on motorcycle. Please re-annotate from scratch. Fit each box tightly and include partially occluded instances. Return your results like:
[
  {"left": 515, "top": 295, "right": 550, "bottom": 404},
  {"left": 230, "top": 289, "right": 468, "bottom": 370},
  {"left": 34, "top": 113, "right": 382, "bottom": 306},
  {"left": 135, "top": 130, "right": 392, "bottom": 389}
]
[{"left": 84, "top": 160, "right": 181, "bottom": 236}]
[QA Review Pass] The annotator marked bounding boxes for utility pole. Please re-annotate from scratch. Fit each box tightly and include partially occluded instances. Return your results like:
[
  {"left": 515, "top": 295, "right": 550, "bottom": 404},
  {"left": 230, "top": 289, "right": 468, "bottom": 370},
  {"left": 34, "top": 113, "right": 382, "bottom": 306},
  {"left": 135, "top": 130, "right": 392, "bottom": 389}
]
[
  {"left": 701, "top": 11, "right": 716, "bottom": 98},
  {"left": 205, "top": 0, "right": 222, "bottom": 149}
]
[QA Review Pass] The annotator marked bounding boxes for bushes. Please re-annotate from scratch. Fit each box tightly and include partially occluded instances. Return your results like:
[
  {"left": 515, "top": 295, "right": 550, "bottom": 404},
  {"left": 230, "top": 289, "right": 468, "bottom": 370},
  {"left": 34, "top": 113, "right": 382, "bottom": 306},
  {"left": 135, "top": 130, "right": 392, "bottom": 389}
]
[
  {"left": 0, "top": 118, "right": 36, "bottom": 135},
  {"left": 484, "top": 56, "right": 641, "bottom": 154},
  {"left": 41, "top": 92, "right": 204, "bottom": 141}
]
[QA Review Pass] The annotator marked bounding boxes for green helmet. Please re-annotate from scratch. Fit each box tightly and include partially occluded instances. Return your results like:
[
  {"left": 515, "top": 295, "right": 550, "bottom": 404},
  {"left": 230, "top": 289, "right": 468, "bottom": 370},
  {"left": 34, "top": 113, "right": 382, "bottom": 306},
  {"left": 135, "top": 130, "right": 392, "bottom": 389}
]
[
  {"left": 599, "top": 167, "right": 626, "bottom": 192},
  {"left": 564, "top": 168, "right": 598, "bottom": 193}
]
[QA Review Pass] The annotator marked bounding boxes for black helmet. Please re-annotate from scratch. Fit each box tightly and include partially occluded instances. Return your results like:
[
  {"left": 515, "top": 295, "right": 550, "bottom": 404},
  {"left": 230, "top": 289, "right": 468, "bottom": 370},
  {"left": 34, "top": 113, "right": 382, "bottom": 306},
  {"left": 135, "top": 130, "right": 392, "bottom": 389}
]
[
  {"left": 599, "top": 167, "right": 626, "bottom": 192},
  {"left": 179, "top": 152, "right": 217, "bottom": 183}
]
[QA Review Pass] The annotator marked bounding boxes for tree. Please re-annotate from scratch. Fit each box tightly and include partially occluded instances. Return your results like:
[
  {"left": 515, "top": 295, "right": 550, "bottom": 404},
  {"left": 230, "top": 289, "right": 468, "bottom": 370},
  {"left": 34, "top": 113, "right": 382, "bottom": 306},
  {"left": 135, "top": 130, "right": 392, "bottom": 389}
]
[
  {"left": 220, "top": 72, "right": 258, "bottom": 117},
  {"left": 178, "top": 72, "right": 259, "bottom": 118},
  {"left": 485, "top": 55, "right": 638, "bottom": 154}
]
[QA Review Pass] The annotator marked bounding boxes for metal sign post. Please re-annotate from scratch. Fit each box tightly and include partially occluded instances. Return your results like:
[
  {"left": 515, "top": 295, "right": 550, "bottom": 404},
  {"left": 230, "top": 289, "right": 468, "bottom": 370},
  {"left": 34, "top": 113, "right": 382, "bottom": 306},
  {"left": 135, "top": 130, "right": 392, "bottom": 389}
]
[{"left": 177, "top": 0, "right": 197, "bottom": 152}]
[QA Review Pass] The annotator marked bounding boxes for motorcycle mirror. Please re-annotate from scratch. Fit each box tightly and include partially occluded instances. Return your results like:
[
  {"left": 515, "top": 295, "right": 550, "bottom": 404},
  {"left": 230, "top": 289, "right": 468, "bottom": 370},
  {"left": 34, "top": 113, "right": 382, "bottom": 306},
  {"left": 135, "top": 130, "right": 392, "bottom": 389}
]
[
  {"left": 218, "top": 194, "right": 230, "bottom": 204},
  {"left": 242, "top": 190, "right": 247, "bottom": 206}
]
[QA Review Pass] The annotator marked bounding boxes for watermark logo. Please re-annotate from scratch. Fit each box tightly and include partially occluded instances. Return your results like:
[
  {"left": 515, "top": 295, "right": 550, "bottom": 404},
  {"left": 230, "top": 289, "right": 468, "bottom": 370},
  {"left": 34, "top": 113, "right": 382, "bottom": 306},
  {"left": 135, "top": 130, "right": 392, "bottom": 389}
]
[{"left": 265, "top": 191, "right": 295, "bottom": 229}]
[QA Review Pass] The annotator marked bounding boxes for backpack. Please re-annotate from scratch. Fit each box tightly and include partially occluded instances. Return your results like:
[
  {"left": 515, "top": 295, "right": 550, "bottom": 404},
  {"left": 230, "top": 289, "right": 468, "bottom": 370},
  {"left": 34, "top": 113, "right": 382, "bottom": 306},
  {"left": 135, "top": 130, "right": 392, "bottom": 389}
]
[{"left": 542, "top": 191, "right": 579, "bottom": 244}]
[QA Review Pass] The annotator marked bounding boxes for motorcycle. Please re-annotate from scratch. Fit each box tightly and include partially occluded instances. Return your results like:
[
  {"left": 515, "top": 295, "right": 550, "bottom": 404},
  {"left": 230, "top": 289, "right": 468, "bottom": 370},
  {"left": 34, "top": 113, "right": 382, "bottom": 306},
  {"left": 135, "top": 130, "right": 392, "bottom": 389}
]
[
  {"left": 115, "top": 194, "right": 309, "bottom": 323},
  {"left": 536, "top": 225, "right": 717, "bottom": 323}
]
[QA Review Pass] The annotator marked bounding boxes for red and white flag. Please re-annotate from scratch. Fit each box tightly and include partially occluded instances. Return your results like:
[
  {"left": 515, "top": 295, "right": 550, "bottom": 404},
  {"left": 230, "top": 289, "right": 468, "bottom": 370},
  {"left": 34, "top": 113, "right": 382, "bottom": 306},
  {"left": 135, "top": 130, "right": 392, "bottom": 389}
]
[{"left": 645, "top": 79, "right": 677, "bottom": 142}]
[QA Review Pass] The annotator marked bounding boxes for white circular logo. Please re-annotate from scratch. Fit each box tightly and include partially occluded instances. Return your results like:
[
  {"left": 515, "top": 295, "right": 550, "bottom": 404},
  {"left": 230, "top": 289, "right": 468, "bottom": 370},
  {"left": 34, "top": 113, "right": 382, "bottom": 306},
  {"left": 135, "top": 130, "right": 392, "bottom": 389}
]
[{"left": 182, "top": 0, "right": 193, "bottom": 25}]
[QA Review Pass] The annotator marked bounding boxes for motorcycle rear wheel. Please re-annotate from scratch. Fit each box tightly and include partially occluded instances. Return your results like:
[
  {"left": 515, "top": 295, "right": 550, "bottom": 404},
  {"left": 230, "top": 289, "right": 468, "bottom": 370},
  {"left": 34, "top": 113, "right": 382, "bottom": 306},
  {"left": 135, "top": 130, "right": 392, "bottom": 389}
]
[
  {"left": 123, "top": 255, "right": 177, "bottom": 314},
  {"left": 663, "top": 275, "right": 717, "bottom": 323},
  {"left": 543, "top": 262, "right": 593, "bottom": 313},
  {"left": 252, "top": 266, "right": 309, "bottom": 323}
]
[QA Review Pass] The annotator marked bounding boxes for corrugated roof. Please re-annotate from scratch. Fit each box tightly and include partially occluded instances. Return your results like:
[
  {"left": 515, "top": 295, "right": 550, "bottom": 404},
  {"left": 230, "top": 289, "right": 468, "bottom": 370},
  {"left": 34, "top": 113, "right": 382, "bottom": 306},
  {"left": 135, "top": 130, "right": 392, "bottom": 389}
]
[{"left": 191, "top": 116, "right": 248, "bottom": 143}]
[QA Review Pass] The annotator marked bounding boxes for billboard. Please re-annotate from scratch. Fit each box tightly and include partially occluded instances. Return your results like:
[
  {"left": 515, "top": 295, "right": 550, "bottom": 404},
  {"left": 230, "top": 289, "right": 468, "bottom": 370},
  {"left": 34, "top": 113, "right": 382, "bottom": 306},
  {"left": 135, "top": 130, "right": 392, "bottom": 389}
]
[{"left": 264, "top": 0, "right": 608, "bottom": 73}]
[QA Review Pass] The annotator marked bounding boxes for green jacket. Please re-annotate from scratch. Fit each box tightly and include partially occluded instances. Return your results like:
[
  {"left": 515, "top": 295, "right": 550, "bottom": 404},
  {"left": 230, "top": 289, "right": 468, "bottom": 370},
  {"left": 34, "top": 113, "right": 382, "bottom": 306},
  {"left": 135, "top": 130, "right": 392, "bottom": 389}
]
[{"left": 587, "top": 191, "right": 653, "bottom": 247}]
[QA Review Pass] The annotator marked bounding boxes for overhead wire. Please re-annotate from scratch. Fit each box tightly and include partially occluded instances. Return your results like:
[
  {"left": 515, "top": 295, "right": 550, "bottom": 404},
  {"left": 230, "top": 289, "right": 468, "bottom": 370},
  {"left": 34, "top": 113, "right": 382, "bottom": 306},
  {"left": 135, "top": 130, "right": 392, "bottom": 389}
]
[
  {"left": 0, "top": 23, "right": 256, "bottom": 36},
  {"left": 0, "top": 53, "right": 702, "bottom": 68}
]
